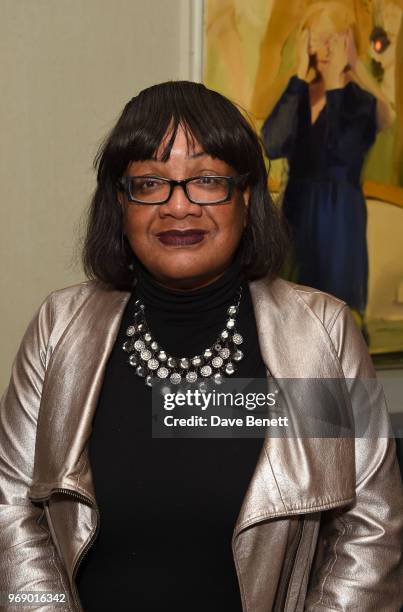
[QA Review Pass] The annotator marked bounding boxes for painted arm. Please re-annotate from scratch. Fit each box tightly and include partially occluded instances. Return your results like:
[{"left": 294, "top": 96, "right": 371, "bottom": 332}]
[{"left": 349, "top": 60, "right": 396, "bottom": 131}]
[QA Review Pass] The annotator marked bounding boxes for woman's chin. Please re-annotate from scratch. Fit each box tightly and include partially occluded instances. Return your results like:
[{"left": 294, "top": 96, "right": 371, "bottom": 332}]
[{"left": 149, "top": 260, "right": 223, "bottom": 289}]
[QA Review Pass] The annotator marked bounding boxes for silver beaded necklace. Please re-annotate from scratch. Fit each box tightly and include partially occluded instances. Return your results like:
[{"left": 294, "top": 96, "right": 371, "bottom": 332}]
[{"left": 122, "top": 286, "right": 244, "bottom": 389}]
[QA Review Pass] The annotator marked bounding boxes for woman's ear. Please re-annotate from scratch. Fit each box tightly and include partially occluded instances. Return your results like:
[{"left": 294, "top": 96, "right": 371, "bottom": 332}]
[
  {"left": 242, "top": 187, "right": 250, "bottom": 228},
  {"left": 117, "top": 190, "right": 125, "bottom": 209},
  {"left": 117, "top": 191, "right": 127, "bottom": 234}
]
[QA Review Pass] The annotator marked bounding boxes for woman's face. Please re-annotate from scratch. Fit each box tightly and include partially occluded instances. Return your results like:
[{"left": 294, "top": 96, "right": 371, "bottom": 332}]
[
  {"left": 308, "top": 13, "right": 348, "bottom": 67},
  {"left": 120, "top": 125, "right": 249, "bottom": 290}
]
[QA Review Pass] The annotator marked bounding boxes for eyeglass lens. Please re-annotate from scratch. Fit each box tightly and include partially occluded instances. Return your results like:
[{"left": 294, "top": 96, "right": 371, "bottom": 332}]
[{"left": 128, "top": 176, "right": 230, "bottom": 204}]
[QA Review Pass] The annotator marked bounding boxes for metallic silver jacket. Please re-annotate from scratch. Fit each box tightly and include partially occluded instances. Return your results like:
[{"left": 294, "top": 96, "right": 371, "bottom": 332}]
[{"left": 1, "top": 277, "right": 402, "bottom": 611}]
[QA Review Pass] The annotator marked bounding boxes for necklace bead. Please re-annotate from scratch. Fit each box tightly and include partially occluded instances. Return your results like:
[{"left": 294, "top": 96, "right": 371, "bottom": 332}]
[
  {"left": 123, "top": 340, "right": 133, "bottom": 352},
  {"left": 140, "top": 348, "right": 152, "bottom": 361},
  {"left": 201, "top": 365, "right": 212, "bottom": 377},
  {"left": 180, "top": 358, "right": 190, "bottom": 369},
  {"left": 233, "top": 349, "right": 243, "bottom": 362},
  {"left": 157, "top": 367, "right": 169, "bottom": 378},
  {"left": 167, "top": 356, "right": 177, "bottom": 368},
  {"left": 212, "top": 356, "right": 223, "bottom": 368},
  {"left": 225, "top": 362, "right": 235, "bottom": 375},
  {"left": 213, "top": 373, "right": 224, "bottom": 384},
  {"left": 170, "top": 372, "right": 182, "bottom": 384}
]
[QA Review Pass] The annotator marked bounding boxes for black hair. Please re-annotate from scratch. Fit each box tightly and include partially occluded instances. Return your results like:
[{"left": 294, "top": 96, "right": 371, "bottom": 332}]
[{"left": 82, "top": 80, "right": 288, "bottom": 289}]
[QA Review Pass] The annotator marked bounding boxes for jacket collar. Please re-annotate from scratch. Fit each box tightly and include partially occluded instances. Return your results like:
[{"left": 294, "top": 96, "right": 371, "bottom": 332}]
[{"left": 30, "top": 277, "right": 355, "bottom": 526}]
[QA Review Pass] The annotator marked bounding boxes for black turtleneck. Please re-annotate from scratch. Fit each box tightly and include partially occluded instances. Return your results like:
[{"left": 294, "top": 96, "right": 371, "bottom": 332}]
[{"left": 76, "top": 253, "right": 267, "bottom": 611}]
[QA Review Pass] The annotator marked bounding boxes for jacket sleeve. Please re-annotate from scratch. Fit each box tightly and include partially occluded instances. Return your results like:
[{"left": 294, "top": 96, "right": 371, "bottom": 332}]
[
  {"left": 305, "top": 305, "right": 403, "bottom": 611},
  {"left": 0, "top": 295, "right": 75, "bottom": 611},
  {"left": 261, "top": 76, "right": 311, "bottom": 160}
]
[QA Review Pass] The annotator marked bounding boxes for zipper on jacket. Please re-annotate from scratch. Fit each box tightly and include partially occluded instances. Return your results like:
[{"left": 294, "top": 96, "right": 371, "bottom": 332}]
[
  {"left": 32, "top": 487, "right": 100, "bottom": 612},
  {"left": 274, "top": 518, "right": 304, "bottom": 612}
]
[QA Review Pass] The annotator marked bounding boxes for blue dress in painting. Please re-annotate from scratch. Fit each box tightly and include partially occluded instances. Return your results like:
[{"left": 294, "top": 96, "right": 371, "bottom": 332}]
[{"left": 261, "top": 76, "right": 377, "bottom": 313}]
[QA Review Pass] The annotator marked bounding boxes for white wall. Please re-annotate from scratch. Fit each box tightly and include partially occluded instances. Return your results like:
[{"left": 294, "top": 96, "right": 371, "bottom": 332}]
[{"left": 0, "top": 0, "right": 199, "bottom": 392}]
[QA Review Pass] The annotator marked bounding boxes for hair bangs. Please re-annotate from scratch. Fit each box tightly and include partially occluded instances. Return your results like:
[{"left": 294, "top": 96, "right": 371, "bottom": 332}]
[
  {"left": 146, "top": 83, "right": 258, "bottom": 178},
  {"left": 97, "top": 82, "right": 258, "bottom": 183}
]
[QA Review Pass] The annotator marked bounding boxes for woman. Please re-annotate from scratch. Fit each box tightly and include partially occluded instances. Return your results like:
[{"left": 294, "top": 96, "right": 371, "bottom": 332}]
[
  {"left": 0, "top": 80, "right": 402, "bottom": 612},
  {"left": 261, "top": 2, "right": 395, "bottom": 326}
]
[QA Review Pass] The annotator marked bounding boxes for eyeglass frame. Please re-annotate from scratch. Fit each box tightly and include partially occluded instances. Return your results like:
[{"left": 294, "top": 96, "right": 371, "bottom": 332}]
[{"left": 117, "top": 174, "right": 249, "bottom": 205}]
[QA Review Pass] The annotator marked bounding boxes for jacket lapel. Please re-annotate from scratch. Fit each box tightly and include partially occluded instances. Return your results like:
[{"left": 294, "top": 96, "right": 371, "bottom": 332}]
[
  {"left": 30, "top": 284, "right": 131, "bottom": 501},
  {"left": 234, "top": 276, "right": 355, "bottom": 537}
]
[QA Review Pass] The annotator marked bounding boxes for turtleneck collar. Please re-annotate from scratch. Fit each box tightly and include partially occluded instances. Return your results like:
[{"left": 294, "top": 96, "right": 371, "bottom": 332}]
[
  {"left": 125, "top": 247, "right": 255, "bottom": 360},
  {"left": 133, "top": 247, "right": 245, "bottom": 319}
]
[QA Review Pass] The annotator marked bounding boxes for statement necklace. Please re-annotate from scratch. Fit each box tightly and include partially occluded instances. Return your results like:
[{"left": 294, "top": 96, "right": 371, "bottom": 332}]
[{"left": 122, "top": 286, "right": 244, "bottom": 390}]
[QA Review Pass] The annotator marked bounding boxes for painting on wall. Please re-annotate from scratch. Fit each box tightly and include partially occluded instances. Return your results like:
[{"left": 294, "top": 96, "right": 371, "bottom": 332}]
[{"left": 204, "top": 0, "right": 403, "bottom": 352}]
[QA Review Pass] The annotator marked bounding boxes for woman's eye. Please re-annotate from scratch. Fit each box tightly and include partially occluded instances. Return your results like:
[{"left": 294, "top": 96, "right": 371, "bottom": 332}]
[
  {"left": 137, "top": 179, "right": 161, "bottom": 191},
  {"left": 197, "top": 176, "right": 219, "bottom": 186},
  {"left": 144, "top": 180, "right": 158, "bottom": 189}
]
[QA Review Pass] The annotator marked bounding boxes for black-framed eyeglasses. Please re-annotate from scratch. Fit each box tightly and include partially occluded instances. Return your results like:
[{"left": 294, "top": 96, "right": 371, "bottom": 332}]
[{"left": 117, "top": 174, "right": 248, "bottom": 205}]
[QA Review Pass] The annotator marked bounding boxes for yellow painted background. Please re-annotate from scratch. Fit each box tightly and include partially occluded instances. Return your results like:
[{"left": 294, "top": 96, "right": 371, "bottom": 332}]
[{"left": 204, "top": 0, "right": 403, "bottom": 354}]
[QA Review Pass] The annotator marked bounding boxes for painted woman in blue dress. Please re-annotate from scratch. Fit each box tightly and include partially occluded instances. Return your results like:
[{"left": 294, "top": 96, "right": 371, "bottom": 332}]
[{"left": 261, "top": 2, "right": 394, "bottom": 325}]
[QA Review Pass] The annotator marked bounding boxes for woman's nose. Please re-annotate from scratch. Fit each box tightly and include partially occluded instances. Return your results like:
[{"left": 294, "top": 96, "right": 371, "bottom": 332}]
[
  {"left": 321, "top": 45, "right": 330, "bottom": 59},
  {"left": 159, "top": 184, "right": 202, "bottom": 218}
]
